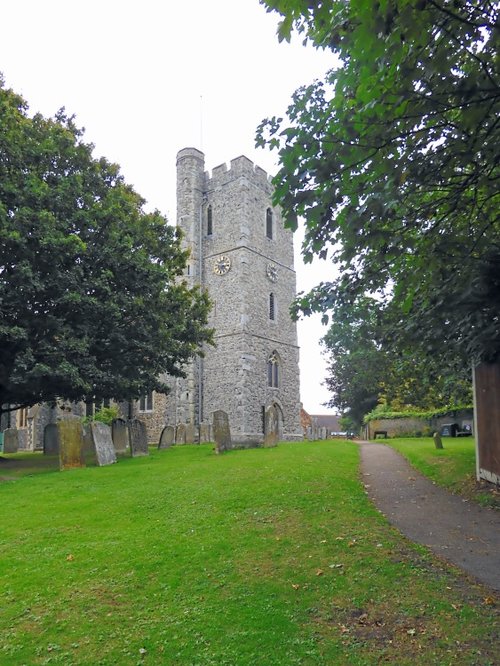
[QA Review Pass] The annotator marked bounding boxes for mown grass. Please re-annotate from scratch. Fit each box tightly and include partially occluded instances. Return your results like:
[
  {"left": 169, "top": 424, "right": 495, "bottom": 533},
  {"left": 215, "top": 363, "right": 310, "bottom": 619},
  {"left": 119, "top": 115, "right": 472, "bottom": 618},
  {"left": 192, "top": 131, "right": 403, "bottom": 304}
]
[
  {"left": 384, "top": 437, "right": 500, "bottom": 509},
  {"left": 0, "top": 442, "right": 498, "bottom": 665}
]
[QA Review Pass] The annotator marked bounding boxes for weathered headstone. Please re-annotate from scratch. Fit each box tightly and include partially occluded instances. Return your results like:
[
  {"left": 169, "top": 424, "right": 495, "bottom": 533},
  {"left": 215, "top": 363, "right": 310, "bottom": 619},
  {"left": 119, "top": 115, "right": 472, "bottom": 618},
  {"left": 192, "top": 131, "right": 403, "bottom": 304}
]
[
  {"left": 158, "top": 425, "right": 175, "bottom": 449},
  {"left": 17, "top": 429, "right": 28, "bottom": 450},
  {"left": 3, "top": 428, "right": 19, "bottom": 453},
  {"left": 175, "top": 423, "right": 186, "bottom": 445},
  {"left": 129, "top": 419, "right": 149, "bottom": 457},
  {"left": 112, "top": 418, "right": 130, "bottom": 454},
  {"left": 185, "top": 423, "right": 198, "bottom": 444},
  {"left": 58, "top": 420, "right": 85, "bottom": 471},
  {"left": 81, "top": 424, "right": 97, "bottom": 465},
  {"left": 433, "top": 432, "right": 444, "bottom": 450},
  {"left": 264, "top": 406, "right": 279, "bottom": 448},
  {"left": 90, "top": 422, "right": 117, "bottom": 466},
  {"left": 213, "top": 410, "right": 231, "bottom": 454},
  {"left": 199, "top": 423, "right": 212, "bottom": 443},
  {"left": 43, "top": 423, "right": 60, "bottom": 455}
]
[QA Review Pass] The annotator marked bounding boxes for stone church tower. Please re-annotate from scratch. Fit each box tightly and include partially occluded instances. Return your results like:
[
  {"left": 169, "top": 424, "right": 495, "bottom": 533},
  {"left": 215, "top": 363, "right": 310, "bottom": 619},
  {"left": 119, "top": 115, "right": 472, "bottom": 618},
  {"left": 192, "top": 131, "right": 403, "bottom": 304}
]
[{"left": 167, "top": 147, "right": 302, "bottom": 445}]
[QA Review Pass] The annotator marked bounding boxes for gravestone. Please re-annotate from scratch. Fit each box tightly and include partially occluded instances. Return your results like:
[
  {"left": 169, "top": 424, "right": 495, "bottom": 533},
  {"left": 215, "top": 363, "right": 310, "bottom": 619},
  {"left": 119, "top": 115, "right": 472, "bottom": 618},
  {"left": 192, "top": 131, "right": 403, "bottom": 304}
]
[
  {"left": 90, "top": 422, "right": 117, "bottom": 466},
  {"left": 433, "top": 432, "right": 444, "bottom": 450},
  {"left": 264, "top": 406, "right": 279, "bottom": 448},
  {"left": 176, "top": 423, "right": 186, "bottom": 445},
  {"left": 43, "top": 423, "right": 60, "bottom": 455},
  {"left": 3, "top": 428, "right": 19, "bottom": 453},
  {"left": 129, "top": 419, "right": 149, "bottom": 457},
  {"left": 158, "top": 425, "right": 175, "bottom": 449},
  {"left": 213, "top": 410, "right": 231, "bottom": 454},
  {"left": 199, "top": 423, "right": 212, "bottom": 443},
  {"left": 112, "top": 418, "right": 130, "bottom": 454},
  {"left": 185, "top": 423, "right": 198, "bottom": 444},
  {"left": 58, "top": 420, "right": 85, "bottom": 470},
  {"left": 81, "top": 424, "right": 97, "bottom": 465},
  {"left": 17, "top": 429, "right": 28, "bottom": 450}
]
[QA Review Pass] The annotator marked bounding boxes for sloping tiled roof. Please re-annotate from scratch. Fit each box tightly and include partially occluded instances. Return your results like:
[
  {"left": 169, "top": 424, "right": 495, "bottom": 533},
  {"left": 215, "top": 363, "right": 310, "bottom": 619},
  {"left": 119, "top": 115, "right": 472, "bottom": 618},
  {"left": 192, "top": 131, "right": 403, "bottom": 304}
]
[{"left": 310, "top": 414, "right": 342, "bottom": 430}]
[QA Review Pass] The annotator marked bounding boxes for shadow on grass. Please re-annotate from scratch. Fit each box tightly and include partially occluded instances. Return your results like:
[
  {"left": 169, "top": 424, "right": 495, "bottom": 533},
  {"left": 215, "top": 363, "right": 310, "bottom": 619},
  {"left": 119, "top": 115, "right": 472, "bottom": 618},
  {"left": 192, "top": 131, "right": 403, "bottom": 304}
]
[{"left": 0, "top": 452, "right": 59, "bottom": 481}]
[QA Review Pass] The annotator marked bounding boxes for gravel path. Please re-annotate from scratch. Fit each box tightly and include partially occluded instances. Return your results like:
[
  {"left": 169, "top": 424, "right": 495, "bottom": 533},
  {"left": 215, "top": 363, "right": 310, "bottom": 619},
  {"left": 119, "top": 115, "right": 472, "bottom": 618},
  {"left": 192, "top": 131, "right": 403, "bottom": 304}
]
[{"left": 358, "top": 441, "right": 500, "bottom": 592}]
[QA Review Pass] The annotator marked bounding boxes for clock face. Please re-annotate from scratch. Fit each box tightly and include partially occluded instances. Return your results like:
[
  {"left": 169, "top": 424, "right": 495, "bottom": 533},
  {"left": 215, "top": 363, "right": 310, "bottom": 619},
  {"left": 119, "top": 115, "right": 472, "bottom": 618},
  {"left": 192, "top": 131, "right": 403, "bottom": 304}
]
[
  {"left": 266, "top": 264, "right": 278, "bottom": 282},
  {"left": 213, "top": 255, "right": 231, "bottom": 275}
]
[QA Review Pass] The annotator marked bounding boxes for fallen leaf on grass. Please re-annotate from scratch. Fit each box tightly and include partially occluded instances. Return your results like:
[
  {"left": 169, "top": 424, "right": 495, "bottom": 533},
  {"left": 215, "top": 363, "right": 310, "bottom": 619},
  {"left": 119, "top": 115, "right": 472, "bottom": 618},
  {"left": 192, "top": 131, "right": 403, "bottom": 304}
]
[
  {"left": 483, "top": 597, "right": 495, "bottom": 605},
  {"left": 292, "top": 584, "right": 300, "bottom": 590},
  {"left": 316, "top": 569, "right": 324, "bottom": 576},
  {"left": 66, "top": 554, "right": 74, "bottom": 561}
]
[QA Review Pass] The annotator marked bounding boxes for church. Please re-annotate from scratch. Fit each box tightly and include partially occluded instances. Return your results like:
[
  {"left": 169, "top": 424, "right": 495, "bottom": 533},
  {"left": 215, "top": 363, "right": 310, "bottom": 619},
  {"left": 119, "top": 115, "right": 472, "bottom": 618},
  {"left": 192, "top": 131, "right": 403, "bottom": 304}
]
[{"left": 3, "top": 149, "right": 302, "bottom": 449}]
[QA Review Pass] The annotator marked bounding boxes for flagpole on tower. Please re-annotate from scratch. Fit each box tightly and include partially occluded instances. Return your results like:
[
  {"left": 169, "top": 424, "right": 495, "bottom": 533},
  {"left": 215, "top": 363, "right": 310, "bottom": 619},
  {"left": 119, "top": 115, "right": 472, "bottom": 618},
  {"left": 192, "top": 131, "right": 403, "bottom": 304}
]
[{"left": 200, "top": 95, "right": 203, "bottom": 151}]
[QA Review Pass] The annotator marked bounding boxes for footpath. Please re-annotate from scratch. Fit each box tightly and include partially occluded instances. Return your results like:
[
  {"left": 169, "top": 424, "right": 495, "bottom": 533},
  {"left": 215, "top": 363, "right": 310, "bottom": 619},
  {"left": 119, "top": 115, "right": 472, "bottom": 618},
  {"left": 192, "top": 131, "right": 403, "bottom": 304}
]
[{"left": 358, "top": 441, "right": 500, "bottom": 592}]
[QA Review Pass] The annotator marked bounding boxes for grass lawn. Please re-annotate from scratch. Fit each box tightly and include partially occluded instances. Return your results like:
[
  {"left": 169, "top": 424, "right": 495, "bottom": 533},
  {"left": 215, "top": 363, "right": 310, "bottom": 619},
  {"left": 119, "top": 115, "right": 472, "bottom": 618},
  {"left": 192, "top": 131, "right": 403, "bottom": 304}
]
[
  {"left": 383, "top": 437, "right": 500, "bottom": 509},
  {"left": 0, "top": 441, "right": 498, "bottom": 665}
]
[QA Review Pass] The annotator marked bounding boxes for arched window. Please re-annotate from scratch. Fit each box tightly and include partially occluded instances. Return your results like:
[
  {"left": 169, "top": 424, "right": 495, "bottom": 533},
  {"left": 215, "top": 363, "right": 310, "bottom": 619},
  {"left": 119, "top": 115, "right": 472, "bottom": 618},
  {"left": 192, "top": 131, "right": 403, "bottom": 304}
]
[
  {"left": 17, "top": 407, "right": 28, "bottom": 428},
  {"left": 267, "top": 351, "right": 279, "bottom": 388},
  {"left": 139, "top": 391, "right": 154, "bottom": 412},
  {"left": 207, "top": 205, "right": 213, "bottom": 236},
  {"left": 269, "top": 293, "right": 275, "bottom": 321},
  {"left": 266, "top": 207, "right": 273, "bottom": 239}
]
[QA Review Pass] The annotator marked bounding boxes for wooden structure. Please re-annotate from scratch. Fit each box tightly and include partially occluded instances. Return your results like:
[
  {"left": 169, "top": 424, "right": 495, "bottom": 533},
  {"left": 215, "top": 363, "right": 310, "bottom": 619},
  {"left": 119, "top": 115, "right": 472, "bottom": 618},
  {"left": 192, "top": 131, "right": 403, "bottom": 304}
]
[{"left": 473, "top": 362, "right": 500, "bottom": 484}]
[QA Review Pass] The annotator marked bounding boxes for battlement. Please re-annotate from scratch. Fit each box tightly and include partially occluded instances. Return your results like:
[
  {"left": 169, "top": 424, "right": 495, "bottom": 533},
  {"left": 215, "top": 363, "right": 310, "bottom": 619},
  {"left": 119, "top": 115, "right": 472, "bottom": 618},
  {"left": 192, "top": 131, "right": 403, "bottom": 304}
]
[{"left": 205, "top": 155, "right": 272, "bottom": 190}]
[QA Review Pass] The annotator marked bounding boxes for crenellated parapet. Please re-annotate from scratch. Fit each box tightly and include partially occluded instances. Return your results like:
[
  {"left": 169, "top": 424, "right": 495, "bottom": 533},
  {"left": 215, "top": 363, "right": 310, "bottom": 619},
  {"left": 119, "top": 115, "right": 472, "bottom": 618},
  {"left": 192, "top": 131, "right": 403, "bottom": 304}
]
[{"left": 206, "top": 155, "right": 273, "bottom": 193}]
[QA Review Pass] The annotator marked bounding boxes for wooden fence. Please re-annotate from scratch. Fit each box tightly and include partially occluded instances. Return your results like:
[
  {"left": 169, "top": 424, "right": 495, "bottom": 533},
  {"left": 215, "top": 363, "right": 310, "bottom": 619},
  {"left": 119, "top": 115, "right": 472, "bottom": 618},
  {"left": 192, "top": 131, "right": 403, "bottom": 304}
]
[{"left": 474, "top": 362, "right": 500, "bottom": 484}]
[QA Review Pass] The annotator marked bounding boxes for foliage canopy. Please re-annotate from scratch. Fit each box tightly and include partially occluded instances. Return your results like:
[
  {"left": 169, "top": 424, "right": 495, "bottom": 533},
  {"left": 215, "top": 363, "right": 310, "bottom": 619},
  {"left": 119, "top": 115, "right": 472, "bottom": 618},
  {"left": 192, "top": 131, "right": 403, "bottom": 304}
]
[
  {"left": 258, "top": 0, "right": 500, "bottom": 363},
  {"left": 321, "top": 296, "right": 472, "bottom": 427},
  {"left": 0, "top": 76, "right": 212, "bottom": 412}
]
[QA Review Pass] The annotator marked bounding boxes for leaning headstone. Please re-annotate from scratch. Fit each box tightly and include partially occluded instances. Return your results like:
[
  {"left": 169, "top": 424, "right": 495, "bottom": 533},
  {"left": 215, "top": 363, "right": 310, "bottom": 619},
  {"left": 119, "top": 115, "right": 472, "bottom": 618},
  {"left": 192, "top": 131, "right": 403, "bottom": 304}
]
[
  {"left": 199, "top": 423, "right": 212, "bottom": 443},
  {"left": 43, "top": 423, "right": 60, "bottom": 455},
  {"left": 158, "top": 425, "right": 175, "bottom": 449},
  {"left": 90, "top": 422, "right": 117, "bottom": 466},
  {"left": 176, "top": 423, "right": 186, "bottom": 445},
  {"left": 58, "top": 420, "right": 85, "bottom": 471},
  {"left": 264, "top": 406, "right": 279, "bottom": 448},
  {"left": 112, "top": 418, "right": 130, "bottom": 454},
  {"left": 3, "top": 428, "right": 19, "bottom": 453},
  {"left": 433, "top": 432, "right": 444, "bottom": 450},
  {"left": 213, "top": 410, "right": 231, "bottom": 454},
  {"left": 129, "top": 419, "right": 149, "bottom": 457},
  {"left": 185, "top": 423, "right": 198, "bottom": 444}
]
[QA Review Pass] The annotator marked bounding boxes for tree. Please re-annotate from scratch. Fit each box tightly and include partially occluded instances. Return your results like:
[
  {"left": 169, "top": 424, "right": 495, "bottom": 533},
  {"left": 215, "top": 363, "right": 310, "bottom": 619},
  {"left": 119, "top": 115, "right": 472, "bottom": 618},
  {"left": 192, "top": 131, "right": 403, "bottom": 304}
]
[
  {"left": 321, "top": 297, "right": 387, "bottom": 426},
  {"left": 0, "top": 77, "right": 213, "bottom": 413},
  {"left": 258, "top": 0, "right": 499, "bottom": 363},
  {"left": 321, "top": 296, "right": 472, "bottom": 428}
]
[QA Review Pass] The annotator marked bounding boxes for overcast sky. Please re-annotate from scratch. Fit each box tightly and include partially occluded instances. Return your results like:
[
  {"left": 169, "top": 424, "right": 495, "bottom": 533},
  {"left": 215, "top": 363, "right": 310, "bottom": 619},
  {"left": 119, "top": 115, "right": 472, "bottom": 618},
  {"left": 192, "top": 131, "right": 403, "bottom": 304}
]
[{"left": 1, "top": 0, "right": 339, "bottom": 414}]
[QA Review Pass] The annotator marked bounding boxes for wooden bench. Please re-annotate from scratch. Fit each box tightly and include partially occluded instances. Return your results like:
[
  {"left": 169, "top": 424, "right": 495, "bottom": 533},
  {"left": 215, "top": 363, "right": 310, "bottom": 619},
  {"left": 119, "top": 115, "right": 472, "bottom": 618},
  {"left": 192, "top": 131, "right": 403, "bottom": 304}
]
[{"left": 373, "top": 430, "right": 388, "bottom": 439}]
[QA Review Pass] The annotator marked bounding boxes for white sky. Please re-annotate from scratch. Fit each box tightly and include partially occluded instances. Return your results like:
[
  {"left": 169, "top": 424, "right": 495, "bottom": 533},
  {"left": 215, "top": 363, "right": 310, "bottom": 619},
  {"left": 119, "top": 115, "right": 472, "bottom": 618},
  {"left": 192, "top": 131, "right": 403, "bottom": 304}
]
[{"left": 1, "top": 0, "right": 338, "bottom": 415}]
